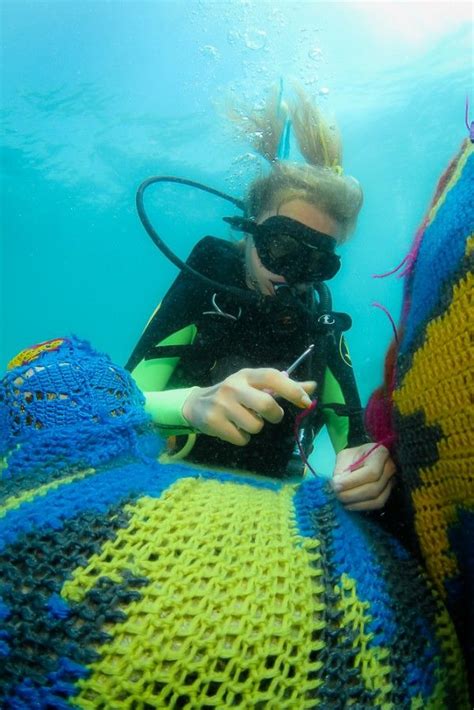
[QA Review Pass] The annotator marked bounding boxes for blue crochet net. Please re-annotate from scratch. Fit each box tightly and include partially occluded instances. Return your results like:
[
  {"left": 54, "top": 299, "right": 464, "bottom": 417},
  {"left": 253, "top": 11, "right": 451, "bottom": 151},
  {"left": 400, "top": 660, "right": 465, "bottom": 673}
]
[{"left": 0, "top": 337, "right": 159, "bottom": 474}]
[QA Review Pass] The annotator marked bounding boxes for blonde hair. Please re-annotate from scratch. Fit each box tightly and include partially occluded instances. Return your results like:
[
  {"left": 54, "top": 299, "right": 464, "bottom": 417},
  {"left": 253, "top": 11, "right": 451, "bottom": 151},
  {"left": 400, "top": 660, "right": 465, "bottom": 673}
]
[{"left": 230, "top": 85, "right": 363, "bottom": 242}]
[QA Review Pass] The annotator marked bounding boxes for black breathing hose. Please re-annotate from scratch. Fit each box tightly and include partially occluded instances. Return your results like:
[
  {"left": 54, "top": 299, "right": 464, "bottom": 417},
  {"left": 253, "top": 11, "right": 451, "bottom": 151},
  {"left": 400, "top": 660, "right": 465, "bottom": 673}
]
[
  {"left": 136, "top": 175, "right": 332, "bottom": 313},
  {"left": 136, "top": 176, "right": 260, "bottom": 303}
]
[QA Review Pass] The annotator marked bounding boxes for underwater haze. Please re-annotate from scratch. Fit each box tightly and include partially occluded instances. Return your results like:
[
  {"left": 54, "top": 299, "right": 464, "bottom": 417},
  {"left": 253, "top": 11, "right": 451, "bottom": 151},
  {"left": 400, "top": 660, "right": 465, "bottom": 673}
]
[{"left": 1, "top": 0, "right": 472, "bottom": 471}]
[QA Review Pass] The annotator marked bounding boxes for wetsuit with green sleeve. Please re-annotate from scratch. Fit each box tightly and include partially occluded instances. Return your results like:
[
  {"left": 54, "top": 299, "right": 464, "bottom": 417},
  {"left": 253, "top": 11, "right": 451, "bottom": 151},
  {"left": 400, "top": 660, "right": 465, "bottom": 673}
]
[{"left": 126, "top": 236, "right": 369, "bottom": 475}]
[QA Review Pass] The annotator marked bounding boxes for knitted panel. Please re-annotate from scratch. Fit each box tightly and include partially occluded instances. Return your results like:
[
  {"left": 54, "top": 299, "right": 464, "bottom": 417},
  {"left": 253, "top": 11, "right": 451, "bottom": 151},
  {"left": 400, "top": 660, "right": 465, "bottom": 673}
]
[
  {"left": 366, "top": 139, "right": 474, "bottom": 690},
  {"left": 0, "top": 336, "right": 157, "bottom": 480},
  {"left": 0, "top": 340, "right": 469, "bottom": 707},
  {"left": 0, "top": 463, "right": 469, "bottom": 708}
]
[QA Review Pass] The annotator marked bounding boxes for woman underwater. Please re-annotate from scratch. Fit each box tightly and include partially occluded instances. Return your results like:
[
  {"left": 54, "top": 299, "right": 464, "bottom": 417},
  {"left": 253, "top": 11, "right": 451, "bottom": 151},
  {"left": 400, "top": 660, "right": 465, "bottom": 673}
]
[
  {"left": 0, "top": 89, "right": 469, "bottom": 709},
  {"left": 127, "top": 87, "right": 396, "bottom": 511}
]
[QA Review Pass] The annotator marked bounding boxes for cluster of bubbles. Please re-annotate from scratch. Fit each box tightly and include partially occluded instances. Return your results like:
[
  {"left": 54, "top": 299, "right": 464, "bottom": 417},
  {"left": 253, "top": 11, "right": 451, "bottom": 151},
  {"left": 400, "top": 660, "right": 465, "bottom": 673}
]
[
  {"left": 183, "top": 0, "right": 338, "bottom": 117},
  {"left": 190, "top": 0, "right": 334, "bottom": 188},
  {"left": 224, "top": 151, "right": 261, "bottom": 194},
  {"left": 200, "top": 27, "right": 268, "bottom": 59}
]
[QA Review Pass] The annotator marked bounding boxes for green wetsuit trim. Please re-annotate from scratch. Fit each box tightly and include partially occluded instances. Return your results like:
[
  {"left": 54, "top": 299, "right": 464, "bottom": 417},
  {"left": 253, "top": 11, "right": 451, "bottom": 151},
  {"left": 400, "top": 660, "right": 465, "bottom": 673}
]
[
  {"left": 132, "top": 323, "right": 197, "bottom": 391},
  {"left": 321, "top": 367, "right": 351, "bottom": 454},
  {"left": 144, "top": 387, "right": 197, "bottom": 434},
  {"left": 132, "top": 323, "right": 197, "bottom": 434}
]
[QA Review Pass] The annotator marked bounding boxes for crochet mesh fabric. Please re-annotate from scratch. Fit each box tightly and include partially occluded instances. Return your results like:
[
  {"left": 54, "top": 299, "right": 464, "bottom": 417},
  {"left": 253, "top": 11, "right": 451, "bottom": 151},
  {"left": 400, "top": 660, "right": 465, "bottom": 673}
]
[
  {"left": 1, "top": 337, "right": 148, "bottom": 437},
  {"left": 0, "top": 337, "right": 155, "bottom": 477},
  {"left": 366, "top": 139, "right": 474, "bottom": 695},
  {"left": 0, "top": 338, "right": 469, "bottom": 707}
]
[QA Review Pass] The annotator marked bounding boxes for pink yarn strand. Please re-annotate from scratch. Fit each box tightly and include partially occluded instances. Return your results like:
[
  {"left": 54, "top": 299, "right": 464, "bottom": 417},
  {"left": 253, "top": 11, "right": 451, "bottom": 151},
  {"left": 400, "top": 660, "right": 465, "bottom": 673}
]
[
  {"left": 345, "top": 442, "right": 381, "bottom": 472},
  {"left": 373, "top": 220, "right": 427, "bottom": 281},
  {"left": 344, "top": 434, "right": 396, "bottom": 473},
  {"left": 372, "top": 302, "right": 399, "bottom": 343},
  {"left": 372, "top": 254, "right": 410, "bottom": 279}
]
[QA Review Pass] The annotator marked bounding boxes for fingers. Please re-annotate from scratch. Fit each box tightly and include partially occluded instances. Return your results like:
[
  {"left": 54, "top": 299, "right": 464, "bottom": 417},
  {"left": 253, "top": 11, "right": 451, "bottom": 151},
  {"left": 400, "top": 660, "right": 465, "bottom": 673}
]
[
  {"left": 181, "top": 367, "right": 317, "bottom": 447},
  {"left": 188, "top": 391, "right": 258, "bottom": 445},
  {"left": 333, "top": 445, "right": 391, "bottom": 491},
  {"left": 218, "top": 376, "right": 283, "bottom": 425},
  {"left": 245, "top": 368, "right": 317, "bottom": 409},
  {"left": 333, "top": 455, "right": 397, "bottom": 510},
  {"left": 343, "top": 476, "right": 396, "bottom": 512},
  {"left": 220, "top": 401, "right": 267, "bottom": 436},
  {"left": 238, "top": 389, "right": 284, "bottom": 425},
  {"left": 207, "top": 419, "right": 251, "bottom": 446}
]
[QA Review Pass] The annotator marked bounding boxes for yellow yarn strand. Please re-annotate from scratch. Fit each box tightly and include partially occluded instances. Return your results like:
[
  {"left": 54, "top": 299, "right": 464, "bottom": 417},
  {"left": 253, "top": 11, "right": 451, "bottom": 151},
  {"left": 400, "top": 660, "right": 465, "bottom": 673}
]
[
  {"left": 334, "top": 574, "right": 393, "bottom": 707},
  {"left": 63, "top": 478, "right": 328, "bottom": 708},
  {"left": 394, "top": 239, "right": 474, "bottom": 594},
  {"left": 0, "top": 468, "right": 94, "bottom": 519}
]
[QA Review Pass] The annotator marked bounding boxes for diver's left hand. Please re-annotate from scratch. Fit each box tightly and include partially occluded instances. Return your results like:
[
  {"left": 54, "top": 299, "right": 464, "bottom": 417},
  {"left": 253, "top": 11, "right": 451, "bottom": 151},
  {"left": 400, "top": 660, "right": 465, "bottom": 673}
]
[{"left": 331, "top": 444, "right": 396, "bottom": 511}]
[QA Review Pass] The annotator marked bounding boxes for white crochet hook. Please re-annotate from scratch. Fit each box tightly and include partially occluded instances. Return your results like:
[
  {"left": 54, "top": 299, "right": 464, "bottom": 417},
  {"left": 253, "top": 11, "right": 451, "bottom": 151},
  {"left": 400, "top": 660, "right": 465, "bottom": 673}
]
[
  {"left": 264, "top": 344, "right": 315, "bottom": 399},
  {"left": 284, "top": 344, "right": 315, "bottom": 376}
]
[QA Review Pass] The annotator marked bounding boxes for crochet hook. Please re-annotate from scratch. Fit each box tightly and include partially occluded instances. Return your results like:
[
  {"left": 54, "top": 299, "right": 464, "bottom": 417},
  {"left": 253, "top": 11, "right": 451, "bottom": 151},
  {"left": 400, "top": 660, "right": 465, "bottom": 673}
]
[{"left": 285, "top": 344, "right": 315, "bottom": 376}]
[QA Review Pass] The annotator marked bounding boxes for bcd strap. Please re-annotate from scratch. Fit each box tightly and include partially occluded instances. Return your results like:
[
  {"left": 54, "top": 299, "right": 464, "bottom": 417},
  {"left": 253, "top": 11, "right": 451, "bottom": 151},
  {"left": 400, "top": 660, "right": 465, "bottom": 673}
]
[
  {"left": 144, "top": 344, "right": 196, "bottom": 360},
  {"left": 321, "top": 403, "right": 364, "bottom": 417}
]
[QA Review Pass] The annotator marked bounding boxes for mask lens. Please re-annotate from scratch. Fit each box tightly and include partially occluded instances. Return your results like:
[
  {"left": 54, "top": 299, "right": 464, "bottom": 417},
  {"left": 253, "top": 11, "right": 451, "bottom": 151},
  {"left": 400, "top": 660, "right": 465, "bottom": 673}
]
[
  {"left": 257, "top": 233, "right": 339, "bottom": 282},
  {"left": 265, "top": 233, "right": 300, "bottom": 260},
  {"left": 304, "top": 247, "right": 339, "bottom": 279}
]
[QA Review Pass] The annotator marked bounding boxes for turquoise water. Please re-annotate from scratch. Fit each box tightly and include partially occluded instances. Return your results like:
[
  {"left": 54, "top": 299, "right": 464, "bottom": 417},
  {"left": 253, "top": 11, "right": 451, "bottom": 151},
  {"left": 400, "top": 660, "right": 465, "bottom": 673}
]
[{"left": 1, "top": 1, "right": 472, "bottom": 471}]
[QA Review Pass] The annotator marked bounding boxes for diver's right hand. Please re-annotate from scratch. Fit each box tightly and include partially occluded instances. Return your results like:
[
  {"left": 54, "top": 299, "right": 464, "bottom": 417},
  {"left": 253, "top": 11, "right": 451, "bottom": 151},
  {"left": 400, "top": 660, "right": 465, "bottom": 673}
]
[{"left": 182, "top": 368, "right": 316, "bottom": 446}]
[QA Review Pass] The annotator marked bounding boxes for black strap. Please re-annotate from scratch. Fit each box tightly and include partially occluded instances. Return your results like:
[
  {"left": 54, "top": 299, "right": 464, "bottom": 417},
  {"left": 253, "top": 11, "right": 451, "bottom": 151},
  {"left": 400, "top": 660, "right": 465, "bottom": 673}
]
[
  {"left": 321, "top": 402, "right": 364, "bottom": 417},
  {"left": 144, "top": 344, "right": 195, "bottom": 360}
]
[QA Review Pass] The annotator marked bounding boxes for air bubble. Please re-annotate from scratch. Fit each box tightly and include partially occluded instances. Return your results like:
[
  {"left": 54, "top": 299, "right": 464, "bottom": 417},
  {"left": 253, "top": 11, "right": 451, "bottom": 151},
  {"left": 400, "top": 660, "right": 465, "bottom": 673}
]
[
  {"left": 319, "top": 87, "right": 330, "bottom": 96},
  {"left": 243, "top": 28, "right": 267, "bottom": 51},
  {"left": 308, "top": 47, "right": 323, "bottom": 61},
  {"left": 199, "top": 45, "right": 220, "bottom": 60},
  {"left": 227, "top": 30, "right": 240, "bottom": 45}
]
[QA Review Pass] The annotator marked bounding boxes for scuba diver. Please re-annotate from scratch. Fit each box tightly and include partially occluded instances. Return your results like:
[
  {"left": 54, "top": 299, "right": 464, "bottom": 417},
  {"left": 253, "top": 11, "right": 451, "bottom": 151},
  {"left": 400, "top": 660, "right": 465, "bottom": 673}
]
[{"left": 127, "top": 85, "right": 396, "bottom": 510}]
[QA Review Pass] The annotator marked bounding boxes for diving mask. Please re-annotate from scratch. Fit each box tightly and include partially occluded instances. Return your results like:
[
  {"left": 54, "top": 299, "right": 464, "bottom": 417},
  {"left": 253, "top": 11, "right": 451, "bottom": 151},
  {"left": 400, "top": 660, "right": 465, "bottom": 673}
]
[{"left": 223, "top": 215, "right": 341, "bottom": 284}]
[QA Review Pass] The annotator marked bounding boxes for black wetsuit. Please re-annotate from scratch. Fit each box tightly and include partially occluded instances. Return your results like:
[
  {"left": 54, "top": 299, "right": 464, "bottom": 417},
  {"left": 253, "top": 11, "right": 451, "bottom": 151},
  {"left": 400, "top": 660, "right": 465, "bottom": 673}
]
[{"left": 127, "top": 236, "right": 369, "bottom": 476}]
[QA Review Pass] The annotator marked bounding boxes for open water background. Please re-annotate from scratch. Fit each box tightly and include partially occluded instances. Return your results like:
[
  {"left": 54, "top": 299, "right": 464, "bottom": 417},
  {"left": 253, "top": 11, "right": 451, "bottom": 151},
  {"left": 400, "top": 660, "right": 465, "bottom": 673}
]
[{"left": 1, "top": 0, "right": 472, "bottom": 471}]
